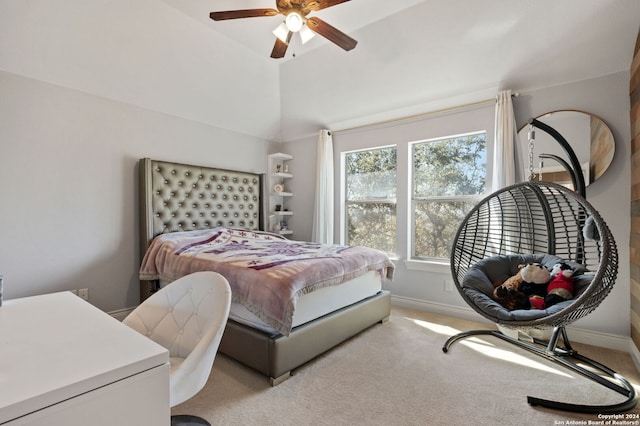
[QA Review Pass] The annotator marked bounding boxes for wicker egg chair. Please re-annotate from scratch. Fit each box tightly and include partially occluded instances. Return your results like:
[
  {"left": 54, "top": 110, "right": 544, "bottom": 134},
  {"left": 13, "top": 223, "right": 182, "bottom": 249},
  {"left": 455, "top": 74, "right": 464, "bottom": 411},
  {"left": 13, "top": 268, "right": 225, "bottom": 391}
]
[{"left": 442, "top": 180, "right": 637, "bottom": 413}]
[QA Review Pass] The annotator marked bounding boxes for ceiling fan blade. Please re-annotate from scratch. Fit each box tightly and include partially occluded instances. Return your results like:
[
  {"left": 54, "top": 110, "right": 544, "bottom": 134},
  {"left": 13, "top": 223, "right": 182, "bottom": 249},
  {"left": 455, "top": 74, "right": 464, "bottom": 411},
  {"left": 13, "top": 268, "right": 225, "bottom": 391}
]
[
  {"left": 303, "top": 0, "right": 351, "bottom": 13},
  {"left": 306, "top": 17, "right": 357, "bottom": 51},
  {"left": 271, "top": 32, "right": 292, "bottom": 58},
  {"left": 209, "top": 9, "right": 279, "bottom": 21}
]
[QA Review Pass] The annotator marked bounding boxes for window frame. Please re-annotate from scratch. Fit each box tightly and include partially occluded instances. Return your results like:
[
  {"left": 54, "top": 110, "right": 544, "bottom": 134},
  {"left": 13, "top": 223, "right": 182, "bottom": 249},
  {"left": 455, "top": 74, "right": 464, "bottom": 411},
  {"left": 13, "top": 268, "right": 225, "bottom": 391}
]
[
  {"left": 408, "top": 130, "right": 488, "bottom": 264},
  {"left": 340, "top": 144, "right": 398, "bottom": 256}
]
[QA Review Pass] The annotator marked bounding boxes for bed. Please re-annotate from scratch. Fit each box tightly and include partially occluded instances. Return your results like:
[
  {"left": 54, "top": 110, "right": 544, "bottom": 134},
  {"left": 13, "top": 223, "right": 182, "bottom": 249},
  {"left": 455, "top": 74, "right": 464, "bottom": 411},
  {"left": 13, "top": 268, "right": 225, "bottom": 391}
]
[{"left": 138, "top": 158, "right": 393, "bottom": 385}]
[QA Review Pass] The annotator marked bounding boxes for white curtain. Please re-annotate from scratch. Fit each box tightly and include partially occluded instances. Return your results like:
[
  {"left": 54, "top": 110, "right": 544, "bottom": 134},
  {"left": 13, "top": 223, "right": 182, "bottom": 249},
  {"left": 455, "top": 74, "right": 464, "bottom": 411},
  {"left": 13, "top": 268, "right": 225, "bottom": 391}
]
[
  {"left": 490, "top": 90, "right": 519, "bottom": 254},
  {"left": 492, "top": 90, "right": 518, "bottom": 190},
  {"left": 312, "top": 129, "right": 334, "bottom": 244}
]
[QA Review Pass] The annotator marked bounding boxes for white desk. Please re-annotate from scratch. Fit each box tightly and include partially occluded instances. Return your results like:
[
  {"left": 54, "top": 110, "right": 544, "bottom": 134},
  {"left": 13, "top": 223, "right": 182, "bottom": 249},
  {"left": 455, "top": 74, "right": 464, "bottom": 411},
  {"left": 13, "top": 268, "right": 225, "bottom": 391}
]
[{"left": 0, "top": 292, "right": 170, "bottom": 425}]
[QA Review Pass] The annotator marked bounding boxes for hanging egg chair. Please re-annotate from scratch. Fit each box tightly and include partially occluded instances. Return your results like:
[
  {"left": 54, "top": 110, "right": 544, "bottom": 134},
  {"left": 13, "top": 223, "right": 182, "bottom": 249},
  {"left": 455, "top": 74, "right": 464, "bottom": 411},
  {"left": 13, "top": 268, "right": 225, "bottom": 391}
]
[{"left": 442, "top": 120, "right": 636, "bottom": 413}]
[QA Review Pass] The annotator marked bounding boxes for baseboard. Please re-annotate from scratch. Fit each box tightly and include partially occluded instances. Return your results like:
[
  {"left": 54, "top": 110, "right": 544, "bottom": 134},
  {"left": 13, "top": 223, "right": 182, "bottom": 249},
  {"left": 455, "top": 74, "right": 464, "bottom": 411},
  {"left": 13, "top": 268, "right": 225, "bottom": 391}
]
[
  {"left": 391, "top": 295, "right": 634, "bottom": 353},
  {"left": 109, "top": 307, "right": 135, "bottom": 322},
  {"left": 630, "top": 340, "right": 640, "bottom": 371}
]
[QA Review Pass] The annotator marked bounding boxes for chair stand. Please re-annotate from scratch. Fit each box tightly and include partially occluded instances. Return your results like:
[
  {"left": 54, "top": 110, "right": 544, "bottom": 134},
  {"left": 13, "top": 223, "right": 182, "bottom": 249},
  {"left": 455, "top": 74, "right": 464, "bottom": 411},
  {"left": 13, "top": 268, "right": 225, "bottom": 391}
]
[
  {"left": 171, "top": 414, "right": 211, "bottom": 426},
  {"left": 442, "top": 326, "right": 638, "bottom": 414}
]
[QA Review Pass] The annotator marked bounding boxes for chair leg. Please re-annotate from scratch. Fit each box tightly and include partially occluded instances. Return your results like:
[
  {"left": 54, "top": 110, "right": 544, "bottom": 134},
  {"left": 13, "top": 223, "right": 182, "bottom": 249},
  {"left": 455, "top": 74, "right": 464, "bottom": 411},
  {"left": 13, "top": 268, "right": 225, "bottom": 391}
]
[
  {"left": 442, "top": 326, "right": 638, "bottom": 414},
  {"left": 171, "top": 414, "right": 211, "bottom": 426}
]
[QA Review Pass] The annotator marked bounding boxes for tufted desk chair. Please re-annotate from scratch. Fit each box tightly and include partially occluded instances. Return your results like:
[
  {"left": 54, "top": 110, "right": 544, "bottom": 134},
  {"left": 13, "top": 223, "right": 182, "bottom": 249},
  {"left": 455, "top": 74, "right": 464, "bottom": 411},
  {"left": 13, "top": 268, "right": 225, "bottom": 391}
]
[{"left": 123, "top": 271, "right": 232, "bottom": 426}]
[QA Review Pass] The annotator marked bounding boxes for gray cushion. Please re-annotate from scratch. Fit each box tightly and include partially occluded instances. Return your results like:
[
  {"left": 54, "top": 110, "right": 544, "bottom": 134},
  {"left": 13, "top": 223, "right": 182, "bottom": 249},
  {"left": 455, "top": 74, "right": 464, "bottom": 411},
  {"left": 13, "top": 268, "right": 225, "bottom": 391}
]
[{"left": 461, "top": 254, "right": 592, "bottom": 322}]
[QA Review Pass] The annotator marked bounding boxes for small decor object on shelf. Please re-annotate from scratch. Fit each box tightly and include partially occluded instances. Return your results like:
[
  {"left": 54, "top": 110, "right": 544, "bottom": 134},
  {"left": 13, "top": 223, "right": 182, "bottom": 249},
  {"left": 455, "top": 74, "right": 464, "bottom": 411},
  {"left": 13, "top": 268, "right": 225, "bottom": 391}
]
[{"left": 268, "top": 152, "right": 294, "bottom": 235}]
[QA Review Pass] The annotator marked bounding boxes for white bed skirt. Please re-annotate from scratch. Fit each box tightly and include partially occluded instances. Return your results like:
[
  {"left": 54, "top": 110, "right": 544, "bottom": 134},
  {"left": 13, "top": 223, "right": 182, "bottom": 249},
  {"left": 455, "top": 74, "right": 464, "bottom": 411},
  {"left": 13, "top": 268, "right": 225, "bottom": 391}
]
[
  {"left": 163, "top": 270, "right": 383, "bottom": 335},
  {"left": 230, "top": 270, "right": 383, "bottom": 333}
]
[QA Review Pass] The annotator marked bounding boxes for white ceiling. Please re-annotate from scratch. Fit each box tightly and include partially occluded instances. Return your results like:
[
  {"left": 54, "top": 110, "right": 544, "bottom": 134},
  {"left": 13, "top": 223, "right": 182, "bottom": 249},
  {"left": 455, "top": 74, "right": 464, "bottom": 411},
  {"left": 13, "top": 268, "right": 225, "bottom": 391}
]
[
  {"left": 158, "top": 0, "right": 640, "bottom": 141},
  {"left": 3, "top": 1, "right": 639, "bottom": 143},
  {"left": 161, "top": 0, "right": 425, "bottom": 59}
]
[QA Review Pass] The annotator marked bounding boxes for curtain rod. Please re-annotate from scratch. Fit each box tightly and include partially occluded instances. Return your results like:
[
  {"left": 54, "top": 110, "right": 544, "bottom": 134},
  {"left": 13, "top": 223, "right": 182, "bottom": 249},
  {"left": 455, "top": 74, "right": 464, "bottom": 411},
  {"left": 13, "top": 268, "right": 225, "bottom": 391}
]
[{"left": 332, "top": 92, "right": 520, "bottom": 135}]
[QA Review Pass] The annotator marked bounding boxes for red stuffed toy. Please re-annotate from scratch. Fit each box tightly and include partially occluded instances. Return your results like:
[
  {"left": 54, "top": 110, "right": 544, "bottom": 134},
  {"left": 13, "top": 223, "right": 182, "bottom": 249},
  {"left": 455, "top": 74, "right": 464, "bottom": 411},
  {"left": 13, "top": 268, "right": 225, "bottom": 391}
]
[
  {"left": 545, "top": 262, "right": 575, "bottom": 307},
  {"left": 529, "top": 295, "right": 546, "bottom": 310}
]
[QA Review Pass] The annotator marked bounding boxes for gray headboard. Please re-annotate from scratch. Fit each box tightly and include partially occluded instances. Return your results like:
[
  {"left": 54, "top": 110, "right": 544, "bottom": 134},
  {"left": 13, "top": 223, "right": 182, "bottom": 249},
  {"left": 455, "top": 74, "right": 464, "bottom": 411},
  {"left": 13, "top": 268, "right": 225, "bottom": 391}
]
[{"left": 138, "top": 158, "right": 266, "bottom": 299}]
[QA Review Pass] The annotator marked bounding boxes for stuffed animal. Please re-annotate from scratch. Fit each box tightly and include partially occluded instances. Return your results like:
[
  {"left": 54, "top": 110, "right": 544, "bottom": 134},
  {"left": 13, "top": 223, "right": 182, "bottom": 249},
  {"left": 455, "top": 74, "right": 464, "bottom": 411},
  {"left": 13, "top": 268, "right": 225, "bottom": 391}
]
[
  {"left": 583, "top": 216, "right": 600, "bottom": 241},
  {"left": 493, "top": 263, "right": 551, "bottom": 311},
  {"left": 528, "top": 295, "right": 546, "bottom": 310},
  {"left": 545, "top": 262, "right": 575, "bottom": 307},
  {"left": 519, "top": 263, "right": 551, "bottom": 297}
]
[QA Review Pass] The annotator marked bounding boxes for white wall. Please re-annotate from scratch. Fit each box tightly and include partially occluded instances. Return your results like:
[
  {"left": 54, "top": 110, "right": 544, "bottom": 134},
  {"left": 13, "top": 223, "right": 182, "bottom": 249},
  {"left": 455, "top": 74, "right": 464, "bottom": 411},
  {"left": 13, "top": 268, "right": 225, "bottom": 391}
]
[
  {"left": 278, "top": 1, "right": 640, "bottom": 142},
  {"left": 284, "top": 71, "right": 631, "bottom": 337},
  {"left": 0, "top": 0, "right": 281, "bottom": 140},
  {"left": 0, "top": 0, "right": 635, "bottom": 337},
  {"left": 514, "top": 73, "right": 631, "bottom": 336},
  {"left": 0, "top": 0, "right": 281, "bottom": 313},
  {"left": 0, "top": 70, "right": 275, "bottom": 312}
]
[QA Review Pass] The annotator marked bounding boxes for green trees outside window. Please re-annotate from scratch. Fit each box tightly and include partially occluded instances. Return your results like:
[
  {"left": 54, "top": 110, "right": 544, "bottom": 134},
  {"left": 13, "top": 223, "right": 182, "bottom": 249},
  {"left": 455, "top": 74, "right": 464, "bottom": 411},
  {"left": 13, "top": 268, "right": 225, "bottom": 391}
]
[
  {"left": 345, "top": 146, "right": 397, "bottom": 254},
  {"left": 343, "top": 132, "right": 486, "bottom": 261},
  {"left": 412, "top": 132, "right": 486, "bottom": 260}
]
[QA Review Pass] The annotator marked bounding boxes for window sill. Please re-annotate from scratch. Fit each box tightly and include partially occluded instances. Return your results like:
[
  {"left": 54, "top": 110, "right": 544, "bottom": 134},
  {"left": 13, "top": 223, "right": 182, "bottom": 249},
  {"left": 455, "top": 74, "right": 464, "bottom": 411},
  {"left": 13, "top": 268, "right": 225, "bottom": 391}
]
[{"left": 404, "top": 259, "right": 451, "bottom": 274}]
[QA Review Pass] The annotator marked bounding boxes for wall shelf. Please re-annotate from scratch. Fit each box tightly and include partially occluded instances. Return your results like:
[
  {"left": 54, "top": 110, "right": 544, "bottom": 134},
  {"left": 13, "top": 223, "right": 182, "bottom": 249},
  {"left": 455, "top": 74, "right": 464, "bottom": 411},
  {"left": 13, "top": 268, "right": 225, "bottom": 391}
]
[
  {"left": 272, "top": 172, "right": 293, "bottom": 179},
  {"left": 268, "top": 153, "right": 294, "bottom": 237}
]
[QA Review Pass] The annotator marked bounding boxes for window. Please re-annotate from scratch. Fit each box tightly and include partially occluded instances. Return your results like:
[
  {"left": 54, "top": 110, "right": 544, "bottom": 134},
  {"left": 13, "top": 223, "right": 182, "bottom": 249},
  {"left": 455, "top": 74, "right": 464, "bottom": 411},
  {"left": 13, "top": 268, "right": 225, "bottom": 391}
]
[
  {"left": 411, "top": 132, "right": 487, "bottom": 261},
  {"left": 343, "top": 146, "right": 397, "bottom": 254}
]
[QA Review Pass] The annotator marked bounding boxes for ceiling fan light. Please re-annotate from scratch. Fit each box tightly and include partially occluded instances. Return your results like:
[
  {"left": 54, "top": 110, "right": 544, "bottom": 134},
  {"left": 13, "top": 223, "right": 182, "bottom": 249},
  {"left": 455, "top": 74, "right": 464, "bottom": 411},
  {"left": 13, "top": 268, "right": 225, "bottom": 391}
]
[
  {"left": 299, "top": 24, "right": 315, "bottom": 44},
  {"left": 300, "top": 24, "right": 316, "bottom": 44},
  {"left": 285, "top": 12, "right": 303, "bottom": 32},
  {"left": 272, "top": 22, "right": 289, "bottom": 43}
]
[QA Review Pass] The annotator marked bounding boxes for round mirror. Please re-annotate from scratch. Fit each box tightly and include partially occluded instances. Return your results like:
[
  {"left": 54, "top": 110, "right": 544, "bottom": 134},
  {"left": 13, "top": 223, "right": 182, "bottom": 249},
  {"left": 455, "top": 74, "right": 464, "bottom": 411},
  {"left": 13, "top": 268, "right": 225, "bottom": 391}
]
[{"left": 517, "top": 110, "right": 615, "bottom": 187}]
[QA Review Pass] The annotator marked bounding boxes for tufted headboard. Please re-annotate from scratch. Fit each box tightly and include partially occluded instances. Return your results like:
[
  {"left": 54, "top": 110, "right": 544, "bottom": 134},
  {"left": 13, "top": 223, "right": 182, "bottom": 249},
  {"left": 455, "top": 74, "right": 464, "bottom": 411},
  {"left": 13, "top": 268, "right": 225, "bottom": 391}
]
[{"left": 138, "top": 158, "right": 267, "bottom": 300}]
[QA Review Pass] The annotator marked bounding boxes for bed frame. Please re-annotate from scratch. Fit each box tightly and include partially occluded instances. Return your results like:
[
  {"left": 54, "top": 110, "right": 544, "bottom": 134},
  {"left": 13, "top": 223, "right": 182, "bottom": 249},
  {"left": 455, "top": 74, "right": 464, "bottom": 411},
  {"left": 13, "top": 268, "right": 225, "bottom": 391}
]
[{"left": 138, "top": 158, "right": 391, "bottom": 385}]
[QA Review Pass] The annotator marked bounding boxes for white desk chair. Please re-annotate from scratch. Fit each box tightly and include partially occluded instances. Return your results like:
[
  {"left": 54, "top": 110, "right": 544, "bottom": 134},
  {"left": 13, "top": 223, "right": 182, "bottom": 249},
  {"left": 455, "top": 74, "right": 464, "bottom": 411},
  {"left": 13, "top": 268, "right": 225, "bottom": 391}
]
[{"left": 124, "top": 271, "right": 232, "bottom": 426}]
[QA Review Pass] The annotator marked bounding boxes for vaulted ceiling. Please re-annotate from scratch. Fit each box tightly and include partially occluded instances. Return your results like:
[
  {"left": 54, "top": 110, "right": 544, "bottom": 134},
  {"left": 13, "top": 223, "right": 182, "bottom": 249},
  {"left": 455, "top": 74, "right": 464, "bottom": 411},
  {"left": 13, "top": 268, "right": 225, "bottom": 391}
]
[
  {"left": 2, "top": 0, "right": 639, "bottom": 142},
  {"left": 162, "top": 0, "right": 425, "bottom": 59}
]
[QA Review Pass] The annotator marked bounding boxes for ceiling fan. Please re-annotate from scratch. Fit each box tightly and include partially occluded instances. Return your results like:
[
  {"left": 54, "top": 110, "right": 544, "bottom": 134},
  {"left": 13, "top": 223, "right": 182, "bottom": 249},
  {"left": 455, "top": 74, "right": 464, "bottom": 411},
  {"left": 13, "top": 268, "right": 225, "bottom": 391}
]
[{"left": 210, "top": 0, "right": 358, "bottom": 59}]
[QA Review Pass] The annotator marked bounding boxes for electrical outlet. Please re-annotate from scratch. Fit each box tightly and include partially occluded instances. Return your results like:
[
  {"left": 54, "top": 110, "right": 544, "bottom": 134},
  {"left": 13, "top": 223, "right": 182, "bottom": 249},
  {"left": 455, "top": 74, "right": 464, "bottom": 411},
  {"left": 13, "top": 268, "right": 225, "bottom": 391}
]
[
  {"left": 78, "top": 288, "right": 89, "bottom": 301},
  {"left": 444, "top": 279, "right": 454, "bottom": 292}
]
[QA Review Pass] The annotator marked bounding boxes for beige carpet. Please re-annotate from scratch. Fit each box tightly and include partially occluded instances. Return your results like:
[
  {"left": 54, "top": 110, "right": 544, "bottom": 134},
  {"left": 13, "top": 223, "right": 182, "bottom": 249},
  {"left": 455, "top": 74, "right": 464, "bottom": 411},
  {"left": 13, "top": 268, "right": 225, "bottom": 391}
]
[{"left": 172, "top": 307, "right": 640, "bottom": 425}]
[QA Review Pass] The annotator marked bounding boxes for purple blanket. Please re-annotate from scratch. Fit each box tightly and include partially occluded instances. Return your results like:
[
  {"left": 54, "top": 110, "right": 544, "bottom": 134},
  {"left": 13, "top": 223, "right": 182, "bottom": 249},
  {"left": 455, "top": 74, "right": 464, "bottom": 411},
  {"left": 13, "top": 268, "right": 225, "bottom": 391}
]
[{"left": 140, "top": 227, "right": 394, "bottom": 336}]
